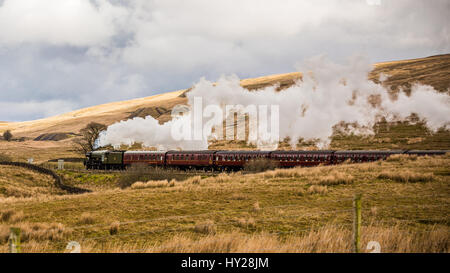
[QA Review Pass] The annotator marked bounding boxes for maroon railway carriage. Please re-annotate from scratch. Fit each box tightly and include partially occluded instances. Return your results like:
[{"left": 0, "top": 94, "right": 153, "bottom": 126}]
[
  {"left": 215, "top": 151, "right": 271, "bottom": 170},
  {"left": 123, "top": 151, "right": 166, "bottom": 167},
  {"left": 270, "top": 150, "right": 335, "bottom": 168},
  {"left": 333, "top": 150, "right": 403, "bottom": 163},
  {"left": 166, "top": 150, "right": 215, "bottom": 169}
]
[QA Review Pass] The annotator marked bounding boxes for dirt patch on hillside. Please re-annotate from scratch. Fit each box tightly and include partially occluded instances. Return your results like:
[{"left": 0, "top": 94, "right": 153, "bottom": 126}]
[{"left": 34, "top": 132, "right": 78, "bottom": 141}]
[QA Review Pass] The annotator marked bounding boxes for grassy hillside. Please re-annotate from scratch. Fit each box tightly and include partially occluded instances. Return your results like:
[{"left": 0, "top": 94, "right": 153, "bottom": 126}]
[
  {"left": 0, "top": 154, "right": 448, "bottom": 252},
  {"left": 0, "top": 165, "right": 64, "bottom": 198},
  {"left": 0, "top": 54, "right": 449, "bottom": 163}
]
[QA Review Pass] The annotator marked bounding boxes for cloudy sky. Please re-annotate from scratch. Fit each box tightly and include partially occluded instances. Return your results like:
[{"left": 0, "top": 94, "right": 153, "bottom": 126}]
[{"left": 0, "top": 0, "right": 448, "bottom": 122}]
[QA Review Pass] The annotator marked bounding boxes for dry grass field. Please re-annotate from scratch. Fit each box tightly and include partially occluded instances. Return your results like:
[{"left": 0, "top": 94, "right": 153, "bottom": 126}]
[{"left": 0, "top": 154, "right": 448, "bottom": 252}]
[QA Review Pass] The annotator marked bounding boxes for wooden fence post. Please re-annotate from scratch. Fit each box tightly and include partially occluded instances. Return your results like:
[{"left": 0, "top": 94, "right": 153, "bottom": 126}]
[
  {"left": 9, "top": 227, "right": 21, "bottom": 253},
  {"left": 353, "top": 194, "right": 362, "bottom": 253}
]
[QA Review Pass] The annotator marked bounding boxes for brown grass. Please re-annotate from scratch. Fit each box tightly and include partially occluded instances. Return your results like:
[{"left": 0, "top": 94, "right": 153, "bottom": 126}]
[
  {"left": 194, "top": 220, "right": 217, "bottom": 235},
  {"left": 386, "top": 154, "right": 418, "bottom": 162},
  {"left": 77, "top": 213, "right": 96, "bottom": 225},
  {"left": 0, "top": 210, "right": 24, "bottom": 223},
  {"left": 236, "top": 217, "right": 256, "bottom": 229},
  {"left": 307, "top": 185, "right": 328, "bottom": 195},
  {"left": 378, "top": 171, "right": 434, "bottom": 183},
  {"left": 253, "top": 201, "right": 261, "bottom": 212},
  {"left": 0, "top": 165, "right": 63, "bottom": 198},
  {"left": 60, "top": 224, "right": 449, "bottom": 253},
  {"left": 109, "top": 221, "right": 120, "bottom": 235},
  {"left": 316, "top": 172, "right": 354, "bottom": 186},
  {"left": 131, "top": 180, "right": 169, "bottom": 189},
  {"left": 0, "top": 154, "right": 448, "bottom": 253},
  {"left": 0, "top": 222, "right": 71, "bottom": 244},
  {"left": 0, "top": 153, "right": 11, "bottom": 162}
]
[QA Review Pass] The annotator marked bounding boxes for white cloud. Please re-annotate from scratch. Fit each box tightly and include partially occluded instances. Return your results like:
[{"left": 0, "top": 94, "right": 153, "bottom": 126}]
[
  {"left": 0, "top": 0, "right": 128, "bottom": 46},
  {"left": 0, "top": 0, "right": 448, "bottom": 121}
]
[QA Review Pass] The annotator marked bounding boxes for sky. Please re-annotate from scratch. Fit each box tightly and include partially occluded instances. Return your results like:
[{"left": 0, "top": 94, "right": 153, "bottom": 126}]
[{"left": 0, "top": 0, "right": 449, "bottom": 122}]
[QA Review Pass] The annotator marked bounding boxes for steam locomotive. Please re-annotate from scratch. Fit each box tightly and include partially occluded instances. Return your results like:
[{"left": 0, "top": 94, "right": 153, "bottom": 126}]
[{"left": 84, "top": 149, "right": 447, "bottom": 170}]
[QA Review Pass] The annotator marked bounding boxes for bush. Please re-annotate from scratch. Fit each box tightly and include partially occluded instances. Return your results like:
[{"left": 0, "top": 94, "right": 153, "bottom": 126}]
[
  {"left": 244, "top": 158, "right": 278, "bottom": 173},
  {"left": 77, "top": 213, "right": 95, "bottom": 225},
  {"left": 317, "top": 172, "right": 354, "bottom": 186},
  {"left": 194, "top": 220, "right": 216, "bottom": 234},
  {"left": 378, "top": 171, "right": 434, "bottom": 183},
  {"left": 2, "top": 130, "right": 12, "bottom": 141},
  {"left": 0, "top": 153, "right": 12, "bottom": 162},
  {"left": 117, "top": 164, "right": 191, "bottom": 189},
  {"left": 307, "top": 185, "right": 328, "bottom": 195},
  {"left": 131, "top": 180, "right": 169, "bottom": 189},
  {"left": 109, "top": 221, "right": 120, "bottom": 235}
]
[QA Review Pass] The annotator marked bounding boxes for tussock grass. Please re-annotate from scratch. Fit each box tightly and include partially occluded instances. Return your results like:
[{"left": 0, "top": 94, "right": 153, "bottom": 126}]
[
  {"left": 185, "top": 175, "right": 202, "bottom": 184},
  {"left": 253, "top": 201, "right": 261, "bottom": 212},
  {"left": 77, "top": 213, "right": 95, "bottom": 225},
  {"left": 61, "top": 224, "right": 448, "bottom": 253},
  {"left": 117, "top": 164, "right": 193, "bottom": 189},
  {"left": 386, "top": 154, "right": 418, "bottom": 162},
  {"left": 0, "top": 222, "right": 71, "bottom": 244},
  {"left": 316, "top": 172, "right": 354, "bottom": 186},
  {"left": 307, "top": 185, "right": 328, "bottom": 195},
  {"left": 109, "top": 221, "right": 120, "bottom": 235},
  {"left": 378, "top": 171, "right": 434, "bottom": 183},
  {"left": 1, "top": 224, "right": 447, "bottom": 253},
  {"left": 194, "top": 220, "right": 216, "bottom": 235},
  {"left": 236, "top": 217, "right": 256, "bottom": 229},
  {"left": 131, "top": 180, "right": 169, "bottom": 189},
  {"left": 151, "top": 225, "right": 448, "bottom": 253},
  {"left": 0, "top": 153, "right": 12, "bottom": 162},
  {"left": 0, "top": 210, "right": 24, "bottom": 223}
]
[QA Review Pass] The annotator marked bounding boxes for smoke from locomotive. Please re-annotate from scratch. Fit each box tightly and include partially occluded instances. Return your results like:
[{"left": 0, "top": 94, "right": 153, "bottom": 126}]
[{"left": 96, "top": 55, "right": 450, "bottom": 150}]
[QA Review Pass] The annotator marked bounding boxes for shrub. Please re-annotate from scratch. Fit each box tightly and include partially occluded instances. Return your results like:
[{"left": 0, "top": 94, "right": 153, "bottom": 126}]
[
  {"left": 253, "top": 201, "right": 261, "bottom": 212},
  {"left": 307, "top": 185, "right": 328, "bottom": 195},
  {"left": 317, "top": 172, "right": 354, "bottom": 186},
  {"left": 378, "top": 171, "right": 434, "bottom": 183},
  {"left": 194, "top": 220, "right": 216, "bottom": 234},
  {"left": 118, "top": 164, "right": 191, "bottom": 189},
  {"left": 78, "top": 213, "right": 95, "bottom": 225},
  {"left": 2, "top": 130, "right": 12, "bottom": 141},
  {"left": 0, "top": 153, "right": 12, "bottom": 162},
  {"left": 109, "top": 221, "right": 120, "bottom": 235},
  {"left": 236, "top": 217, "right": 256, "bottom": 229},
  {"left": 131, "top": 180, "right": 169, "bottom": 189},
  {"left": 0, "top": 209, "right": 24, "bottom": 223},
  {"left": 244, "top": 158, "right": 278, "bottom": 173},
  {"left": 386, "top": 154, "right": 417, "bottom": 162}
]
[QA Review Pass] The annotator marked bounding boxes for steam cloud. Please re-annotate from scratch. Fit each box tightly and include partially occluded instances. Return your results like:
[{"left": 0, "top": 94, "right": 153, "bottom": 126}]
[{"left": 96, "top": 55, "right": 450, "bottom": 150}]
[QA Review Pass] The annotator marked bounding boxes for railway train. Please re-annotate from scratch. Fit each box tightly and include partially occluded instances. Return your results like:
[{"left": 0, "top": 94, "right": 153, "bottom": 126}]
[{"left": 84, "top": 149, "right": 447, "bottom": 170}]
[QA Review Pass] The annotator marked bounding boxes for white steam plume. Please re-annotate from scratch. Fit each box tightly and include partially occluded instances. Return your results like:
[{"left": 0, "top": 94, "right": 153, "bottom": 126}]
[{"left": 96, "top": 55, "right": 450, "bottom": 150}]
